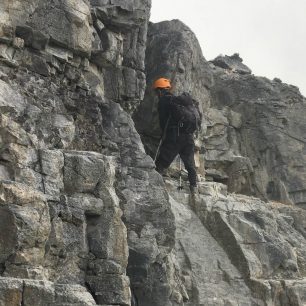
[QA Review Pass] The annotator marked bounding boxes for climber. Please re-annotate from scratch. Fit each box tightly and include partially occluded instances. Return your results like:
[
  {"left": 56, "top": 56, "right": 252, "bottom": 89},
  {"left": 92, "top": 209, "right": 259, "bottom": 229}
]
[{"left": 153, "top": 77, "right": 201, "bottom": 193}]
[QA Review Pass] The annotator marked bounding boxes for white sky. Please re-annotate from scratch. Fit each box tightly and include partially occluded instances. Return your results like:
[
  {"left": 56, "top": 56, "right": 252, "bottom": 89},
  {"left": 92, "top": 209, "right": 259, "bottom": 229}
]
[{"left": 150, "top": 0, "right": 306, "bottom": 97}]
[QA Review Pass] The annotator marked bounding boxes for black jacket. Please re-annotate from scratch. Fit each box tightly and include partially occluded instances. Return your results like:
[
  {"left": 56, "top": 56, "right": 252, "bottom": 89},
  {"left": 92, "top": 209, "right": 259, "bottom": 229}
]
[
  {"left": 158, "top": 92, "right": 177, "bottom": 131},
  {"left": 158, "top": 91, "right": 202, "bottom": 133}
]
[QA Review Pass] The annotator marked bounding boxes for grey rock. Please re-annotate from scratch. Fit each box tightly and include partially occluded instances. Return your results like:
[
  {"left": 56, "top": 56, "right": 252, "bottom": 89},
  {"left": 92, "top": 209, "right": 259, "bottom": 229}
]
[
  {"left": 134, "top": 19, "right": 213, "bottom": 169},
  {"left": 90, "top": 0, "right": 151, "bottom": 111},
  {"left": 16, "top": 25, "right": 49, "bottom": 51},
  {"left": 1, "top": 1, "right": 92, "bottom": 55},
  {"left": 210, "top": 70, "right": 306, "bottom": 205},
  {"left": 0, "top": 44, "right": 17, "bottom": 67},
  {"left": 0, "top": 278, "right": 23, "bottom": 306},
  {"left": 31, "top": 30, "right": 49, "bottom": 50},
  {"left": 22, "top": 280, "right": 97, "bottom": 306},
  {"left": 141, "top": 18, "right": 306, "bottom": 207},
  {"left": 46, "top": 45, "right": 74, "bottom": 62},
  {"left": 40, "top": 149, "right": 65, "bottom": 196},
  {"left": 91, "top": 29, "right": 123, "bottom": 67},
  {"left": 30, "top": 2, "right": 93, "bottom": 56},
  {"left": 15, "top": 25, "right": 34, "bottom": 47},
  {"left": 12, "top": 37, "right": 25, "bottom": 49},
  {"left": 22, "top": 51, "right": 51, "bottom": 77},
  {"left": 211, "top": 53, "right": 252, "bottom": 75},
  {"left": 170, "top": 191, "right": 258, "bottom": 305},
  {"left": 0, "top": 80, "right": 27, "bottom": 118},
  {"left": 63, "top": 151, "right": 113, "bottom": 194},
  {"left": 0, "top": 1, "right": 156, "bottom": 305},
  {"left": 195, "top": 183, "right": 306, "bottom": 302},
  {"left": 0, "top": 165, "right": 11, "bottom": 181},
  {"left": 164, "top": 180, "right": 306, "bottom": 305},
  {"left": 103, "top": 100, "right": 177, "bottom": 305},
  {"left": 87, "top": 258, "right": 124, "bottom": 275},
  {"left": 137, "top": 14, "right": 305, "bottom": 305},
  {"left": 0, "top": 182, "right": 50, "bottom": 279},
  {"left": 2, "top": 2, "right": 306, "bottom": 306},
  {"left": 86, "top": 275, "right": 130, "bottom": 305}
]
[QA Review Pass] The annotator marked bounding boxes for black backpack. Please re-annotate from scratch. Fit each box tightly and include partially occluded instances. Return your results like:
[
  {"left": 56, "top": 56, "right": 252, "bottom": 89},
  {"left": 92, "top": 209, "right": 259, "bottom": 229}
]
[{"left": 170, "top": 92, "right": 202, "bottom": 133}]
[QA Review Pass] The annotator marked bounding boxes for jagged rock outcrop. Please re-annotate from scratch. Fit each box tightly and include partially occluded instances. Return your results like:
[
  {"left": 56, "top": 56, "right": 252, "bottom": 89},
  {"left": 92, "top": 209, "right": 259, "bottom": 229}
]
[
  {"left": 166, "top": 179, "right": 306, "bottom": 305},
  {"left": 2, "top": 1, "right": 306, "bottom": 306},
  {"left": 134, "top": 20, "right": 213, "bottom": 160},
  {"left": 211, "top": 53, "right": 252, "bottom": 75},
  {"left": 210, "top": 59, "right": 306, "bottom": 207},
  {"left": 170, "top": 184, "right": 257, "bottom": 305},
  {"left": 0, "top": 1, "right": 178, "bottom": 305},
  {"left": 137, "top": 19, "right": 306, "bottom": 207},
  {"left": 134, "top": 18, "right": 306, "bottom": 305}
]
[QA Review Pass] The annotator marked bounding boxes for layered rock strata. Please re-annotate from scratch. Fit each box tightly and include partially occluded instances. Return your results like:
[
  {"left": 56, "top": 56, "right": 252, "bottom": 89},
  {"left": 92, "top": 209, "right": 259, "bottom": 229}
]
[
  {"left": 136, "top": 19, "right": 306, "bottom": 207},
  {"left": 167, "top": 179, "right": 306, "bottom": 306},
  {"left": 1, "top": 2, "right": 306, "bottom": 306},
  {"left": 134, "top": 18, "right": 306, "bottom": 305},
  {"left": 210, "top": 59, "right": 306, "bottom": 207},
  {"left": 0, "top": 1, "right": 177, "bottom": 305}
]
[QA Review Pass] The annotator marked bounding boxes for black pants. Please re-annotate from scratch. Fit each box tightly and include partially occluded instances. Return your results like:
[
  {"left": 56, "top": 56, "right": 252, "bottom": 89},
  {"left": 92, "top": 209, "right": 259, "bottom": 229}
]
[{"left": 156, "top": 129, "right": 197, "bottom": 186}]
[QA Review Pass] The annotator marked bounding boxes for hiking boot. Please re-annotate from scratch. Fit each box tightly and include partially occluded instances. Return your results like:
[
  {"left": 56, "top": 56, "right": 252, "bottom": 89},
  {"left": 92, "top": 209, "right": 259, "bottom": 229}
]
[
  {"left": 156, "top": 167, "right": 170, "bottom": 178},
  {"left": 189, "top": 185, "right": 198, "bottom": 194},
  {"left": 189, "top": 185, "right": 199, "bottom": 210}
]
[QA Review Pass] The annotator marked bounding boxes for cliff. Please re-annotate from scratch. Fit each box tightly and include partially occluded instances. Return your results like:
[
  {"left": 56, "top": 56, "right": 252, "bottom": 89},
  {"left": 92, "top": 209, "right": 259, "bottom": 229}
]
[
  {"left": 0, "top": 1, "right": 306, "bottom": 306},
  {"left": 0, "top": 1, "right": 176, "bottom": 305},
  {"left": 135, "top": 20, "right": 306, "bottom": 305},
  {"left": 136, "top": 19, "right": 306, "bottom": 207}
]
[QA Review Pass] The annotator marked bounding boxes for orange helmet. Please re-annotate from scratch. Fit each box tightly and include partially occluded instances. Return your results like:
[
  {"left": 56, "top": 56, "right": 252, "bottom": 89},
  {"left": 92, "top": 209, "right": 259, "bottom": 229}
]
[{"left": 153, "top": 78, "right": 171, "bottom": 89}]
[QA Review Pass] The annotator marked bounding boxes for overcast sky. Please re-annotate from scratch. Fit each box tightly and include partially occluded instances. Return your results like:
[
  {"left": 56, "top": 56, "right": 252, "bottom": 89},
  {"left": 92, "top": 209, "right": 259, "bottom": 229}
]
[{"left": 150, "top": 0, "right": 306, "bottom": 97}]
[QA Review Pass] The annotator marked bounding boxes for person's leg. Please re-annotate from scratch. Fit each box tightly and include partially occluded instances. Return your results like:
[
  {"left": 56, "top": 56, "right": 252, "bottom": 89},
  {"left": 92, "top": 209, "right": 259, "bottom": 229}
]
[
  {"left": 179, "top": 136, "right": 197, "bottom": 188},
  {"left": 156, "top": 139, "right": 179, "bottom": 174}
]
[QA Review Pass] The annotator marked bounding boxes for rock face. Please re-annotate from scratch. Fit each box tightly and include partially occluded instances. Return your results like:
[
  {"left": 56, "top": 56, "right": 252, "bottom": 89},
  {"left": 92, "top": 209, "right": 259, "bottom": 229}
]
[
  {"left": 167, "top": 179, "right": 306, "bottom": 306},
  {"left": 0, "top": 1, "right": 177, "bottom": 306},
  {"left": 134, "top": 20, "right": 213, "bottom": 159},
  {"left": 138, "top": 19, "right": 306, "bottom": 207},
  {"left": 211, "top": 53, "right": 252, "bottom": 75},
  {"left": 170, "top": 187, "right": 256, "bottom": 306},
  {"left": 210, "top": 63, "right": 306, "bottom": 207},
  {"left": 134, "top": 18, "right": 306, "bottom": 305},
  {"left": 1, "top": 2, "right": 306, "bottom": 306}
]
